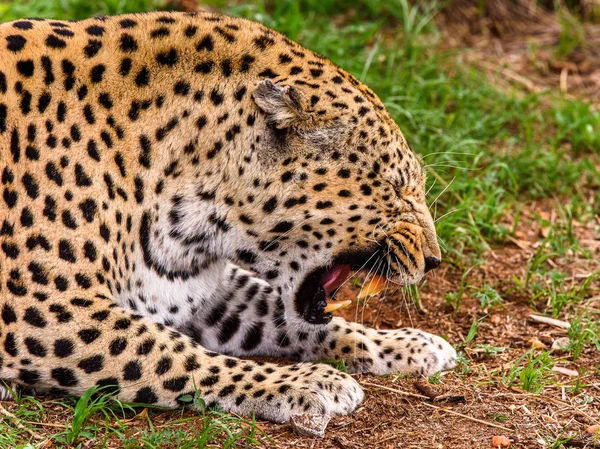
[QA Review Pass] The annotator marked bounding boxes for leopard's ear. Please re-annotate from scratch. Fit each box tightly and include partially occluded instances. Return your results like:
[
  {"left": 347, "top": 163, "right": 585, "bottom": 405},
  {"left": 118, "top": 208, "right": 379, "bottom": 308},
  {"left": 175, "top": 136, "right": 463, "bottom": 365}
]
[{"left": 252, "top": 79, "right": 312, "bottom": 129}]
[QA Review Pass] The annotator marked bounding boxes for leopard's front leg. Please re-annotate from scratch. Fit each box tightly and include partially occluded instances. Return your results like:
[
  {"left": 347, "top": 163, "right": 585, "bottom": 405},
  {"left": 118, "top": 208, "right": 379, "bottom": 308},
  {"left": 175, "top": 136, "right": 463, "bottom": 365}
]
[
  {"left": 186, "top": 266, "right": 456, "bottom": 376},
  {"left": 0, "top": 290, "right": 363, "bottom": 423},
  {"left": 299, "top": 317, "right": 457, "bottom": 376}
]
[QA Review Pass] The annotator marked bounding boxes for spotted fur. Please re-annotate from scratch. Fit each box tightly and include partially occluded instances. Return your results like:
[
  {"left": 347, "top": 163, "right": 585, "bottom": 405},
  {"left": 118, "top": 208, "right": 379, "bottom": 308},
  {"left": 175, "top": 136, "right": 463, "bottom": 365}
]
[{"left": 0, "top": 12, "right": 455, "bottom": 421}]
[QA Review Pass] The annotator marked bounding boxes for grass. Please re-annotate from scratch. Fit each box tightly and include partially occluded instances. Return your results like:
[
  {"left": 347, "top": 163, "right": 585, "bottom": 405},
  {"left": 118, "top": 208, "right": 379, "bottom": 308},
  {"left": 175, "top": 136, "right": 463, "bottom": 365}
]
[
  {"left": 0, "top": 0, "right": 169, "bottom": 21},
  {"left": 473, "top": 284, "right": 505, "bottom": 310},
  {"left": 1, "top": 0, "right": 599, "bottom": 446},
  {"left": 567, "top": 316, "right": 600, "bottom": 361},
  {"left": 503, "top": 350, "right": 557, "bottom": 394},
  {"left": 0, "top": 388, "right": 264, "bottom": 448}
]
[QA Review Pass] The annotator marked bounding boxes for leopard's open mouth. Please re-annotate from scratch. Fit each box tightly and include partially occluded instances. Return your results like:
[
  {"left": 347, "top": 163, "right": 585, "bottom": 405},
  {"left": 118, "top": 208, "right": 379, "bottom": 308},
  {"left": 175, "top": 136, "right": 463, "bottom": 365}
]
[{"left": 294, "top": 247, "right": 389, "bottom": 325}]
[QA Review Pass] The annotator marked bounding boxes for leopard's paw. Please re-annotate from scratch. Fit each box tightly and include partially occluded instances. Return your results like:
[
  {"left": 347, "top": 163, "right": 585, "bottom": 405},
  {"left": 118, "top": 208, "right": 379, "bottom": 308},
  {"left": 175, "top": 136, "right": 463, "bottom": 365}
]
[
  {"left": 334, "top": 327, "right": 457, "bottom": 376},
  {"left": 218, "top": 363, "right": 363, "bottom": 423}
]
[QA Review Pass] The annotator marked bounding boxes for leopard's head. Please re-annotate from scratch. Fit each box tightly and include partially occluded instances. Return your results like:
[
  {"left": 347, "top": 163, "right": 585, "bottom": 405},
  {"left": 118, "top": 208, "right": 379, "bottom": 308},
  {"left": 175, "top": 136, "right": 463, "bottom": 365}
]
[{"left": 226, "top": 77, "right": 440, "bottom": 325}]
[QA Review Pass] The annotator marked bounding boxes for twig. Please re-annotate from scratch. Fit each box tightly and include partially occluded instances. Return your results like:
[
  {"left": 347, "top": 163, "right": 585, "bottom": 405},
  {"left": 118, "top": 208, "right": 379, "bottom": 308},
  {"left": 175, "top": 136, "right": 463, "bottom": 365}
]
[
  {"left": 413, "top": 381, "right": 437, "bottom": 400},
  {"left": 361, "top": 381, "right": 429, "bottom": 400},
  {"left": 478, "top": 61, "right": 541, "bottom": 93},
  {"left": 552, "top": 366, "right": 579, "bottom": 377},
  {"left": 500, "top": 67, "right": 541, "bottom": 93},
  {"left": 560, "top": 67, "right": 569, "bottom": 94},
  {"left": 507, "top": 393, "right": 600, "bottom": 425},
  {"left": 564, "top": 440, "right": 600, "bottom": 448},
  {"left": 506, "top": 235, "right": 530, "bottom": 251},
  {"left": 22, "top": 420, "right": 65, "bottom": 429},
  {"left": 375, "top": 433, "right": 402, "bottom": 444},
  {"left": 529, "top": 314, "right": 571, "bottom": 329},
  {"left": 413, "top": 381, "right": 465, "bottom": 403},
  {"left": 420, "top": 403, "right": 513, "bottom": 432},
  {"left": 362, "top": 382, "right": 513, "bottom": 432},
  {"left": 333, "top": 436, "right": 348, "bottom": 449}
]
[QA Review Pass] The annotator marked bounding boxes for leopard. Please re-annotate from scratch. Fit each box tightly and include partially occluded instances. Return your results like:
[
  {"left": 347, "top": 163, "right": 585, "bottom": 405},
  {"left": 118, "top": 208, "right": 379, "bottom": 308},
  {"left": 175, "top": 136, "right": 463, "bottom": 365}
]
[{"left": 0, "top": 11, "right": 457, "bottom": 422}]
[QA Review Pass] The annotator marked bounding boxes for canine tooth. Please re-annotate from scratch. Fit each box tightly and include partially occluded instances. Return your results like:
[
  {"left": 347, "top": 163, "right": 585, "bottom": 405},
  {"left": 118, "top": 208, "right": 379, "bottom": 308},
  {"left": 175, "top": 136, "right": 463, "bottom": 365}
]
[
  {"left": 357, "top": 275, "right": 387, "bottom": 299},
  {"left": 324, "top": 299, "right": 352, "bottom": 313}
]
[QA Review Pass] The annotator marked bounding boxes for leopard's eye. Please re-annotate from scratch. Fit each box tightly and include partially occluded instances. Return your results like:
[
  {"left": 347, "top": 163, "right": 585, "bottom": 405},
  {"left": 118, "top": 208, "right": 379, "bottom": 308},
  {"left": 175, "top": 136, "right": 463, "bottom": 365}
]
[{"left": 404, "top": 198, "right": 416, "bottom": 211}]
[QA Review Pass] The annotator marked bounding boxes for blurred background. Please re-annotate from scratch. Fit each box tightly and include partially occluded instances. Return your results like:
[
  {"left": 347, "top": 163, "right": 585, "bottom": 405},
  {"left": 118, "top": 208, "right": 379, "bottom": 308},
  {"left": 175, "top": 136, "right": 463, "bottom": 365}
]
[{"left": 1, "top": 2, "right": 599, "bottom": 447}]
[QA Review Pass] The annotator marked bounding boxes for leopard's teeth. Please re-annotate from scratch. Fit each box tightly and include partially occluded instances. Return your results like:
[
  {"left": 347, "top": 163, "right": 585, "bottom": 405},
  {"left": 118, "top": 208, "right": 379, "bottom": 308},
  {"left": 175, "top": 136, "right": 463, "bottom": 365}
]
[
  {"left": 323, "top": 299, "right": 352, "bottom": 313},
  {"left": 357, "top": 275, "right": 387, "bottom": 299}
]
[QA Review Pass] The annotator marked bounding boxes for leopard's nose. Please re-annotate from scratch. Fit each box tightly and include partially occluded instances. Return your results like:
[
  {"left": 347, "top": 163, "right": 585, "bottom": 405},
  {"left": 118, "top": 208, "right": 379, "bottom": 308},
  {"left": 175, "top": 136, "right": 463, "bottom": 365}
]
[{"left": 424, "top": 256, "right": 441, "bottom": 273}]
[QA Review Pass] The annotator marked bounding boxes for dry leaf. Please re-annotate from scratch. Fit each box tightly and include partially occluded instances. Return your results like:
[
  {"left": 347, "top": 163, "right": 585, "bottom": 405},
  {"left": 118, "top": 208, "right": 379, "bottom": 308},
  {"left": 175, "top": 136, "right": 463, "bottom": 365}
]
[
  {"left": 491, "top": 435, "right": 511, "bottom": 447},
  {"left": 586, "top": 425, "right": 599, "bottom": 434},
  {"left": 529, "top": 337, "right": 547, "bottom": 349}
]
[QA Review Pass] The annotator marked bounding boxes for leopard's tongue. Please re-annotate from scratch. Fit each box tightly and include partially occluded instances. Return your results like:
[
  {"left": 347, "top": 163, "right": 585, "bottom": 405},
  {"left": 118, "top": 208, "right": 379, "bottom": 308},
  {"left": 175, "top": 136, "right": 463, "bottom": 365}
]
[
  {"left": 321, "top": 264, "right": 351, "bottom": 295},
  {"left": 321, "top": 265, "right": 353, "bottom": 313}
]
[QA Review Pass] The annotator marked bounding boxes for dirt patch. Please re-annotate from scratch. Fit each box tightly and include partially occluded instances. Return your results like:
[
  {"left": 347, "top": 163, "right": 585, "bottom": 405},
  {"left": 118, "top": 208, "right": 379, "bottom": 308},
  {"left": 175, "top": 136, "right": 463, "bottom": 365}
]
[{"left": 439, "top": 1, "right": 600, "bottom": 103}]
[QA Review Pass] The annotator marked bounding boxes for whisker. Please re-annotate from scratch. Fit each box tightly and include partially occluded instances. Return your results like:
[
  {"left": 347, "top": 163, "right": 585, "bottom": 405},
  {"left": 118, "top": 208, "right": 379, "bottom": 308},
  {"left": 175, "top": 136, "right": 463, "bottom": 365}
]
[
  {"left": 423, "top": 160, "right": 466, "bottom": 169},
  {"left": 436, "top": 235, "right": 450, "bottom": 252},
  {"left": 372, "top": 249, "right": 394, "bottom": 326},
  {"left": 400, "top": 283, "right": 415, "bottom": 328},
  {"left": 422, "top": 151, "right": 475, "bottom": 159},
  {"left": 425, "top": 177, "right": 437, "bottom": 196},
  {"left": 360, "top": 257, "right": 385, "bottom": 328},
  {"left": 428, "top": 176, "right": 455, "bottom": 210},
  {"left": 423, "top": 164, "right": 480, "bottom": 171},
  {"left": 384, "top": 243, "right": 414, "bottom": 287},
  {"left": 434, "top": 207, "right": 462, "bottom": 224},
  {"left": 354, "top": 254, "right": 380, "bottom": 329}
]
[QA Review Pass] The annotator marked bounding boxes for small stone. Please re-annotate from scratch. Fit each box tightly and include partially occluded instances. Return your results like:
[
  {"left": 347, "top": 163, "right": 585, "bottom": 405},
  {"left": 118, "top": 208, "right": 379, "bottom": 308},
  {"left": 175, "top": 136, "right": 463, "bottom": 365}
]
[
  {"left": 551, "top": 337, "right": 570, "bottom": 351},
  {"left": 290, "top": 413, "right": 331, "bottom": 438}
]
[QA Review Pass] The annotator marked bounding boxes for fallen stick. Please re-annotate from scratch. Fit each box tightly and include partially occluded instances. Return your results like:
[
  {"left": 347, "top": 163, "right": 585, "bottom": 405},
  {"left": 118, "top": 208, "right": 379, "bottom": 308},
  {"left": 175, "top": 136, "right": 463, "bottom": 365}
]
[
  {"left": 413, "top": 381, "right": 465, "bottom": 403},
  {"left": 529, "top": 314, "right": 570, "bottom": 329},
  {"left": 564, "top": 440, "right": 600, "bottom": 448},
  {"left": 361, "top": 381, "right": 429, "bottom": 400},
  {"left": 552, "top": 366, "right": 579, "bottom": 377},
  {"left": 362, "top": 382, "right": 513, "bottom": 432},
  {"left": 420, "top": 403, "right": 513, "bottom": 432},
  {"left": 413, "top": 381, "right": 437, "bottom": 400}
]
